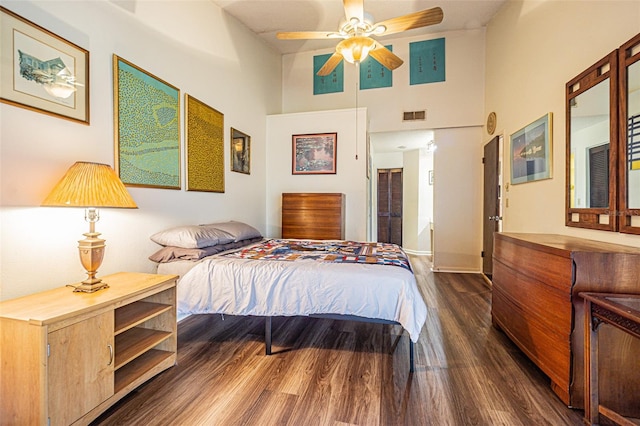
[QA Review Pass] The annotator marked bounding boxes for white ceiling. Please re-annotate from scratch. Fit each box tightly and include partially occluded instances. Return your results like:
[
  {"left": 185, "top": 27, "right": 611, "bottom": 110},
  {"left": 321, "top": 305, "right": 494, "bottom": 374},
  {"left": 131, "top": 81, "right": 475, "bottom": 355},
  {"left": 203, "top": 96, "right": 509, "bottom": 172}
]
[{"left": 211, "top": 0, "right": 507, "bottom": 55}]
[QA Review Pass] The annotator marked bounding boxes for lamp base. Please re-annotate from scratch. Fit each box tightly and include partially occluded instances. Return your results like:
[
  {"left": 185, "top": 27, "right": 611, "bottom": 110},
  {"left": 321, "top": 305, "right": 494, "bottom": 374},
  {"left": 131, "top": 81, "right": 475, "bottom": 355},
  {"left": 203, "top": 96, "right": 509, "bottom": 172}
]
[
  {"left": 67, "top": 281, "right": 110, "bottom": 293},
  {"left": 76, "top": 230, "right": 107, "bottom": 293}
]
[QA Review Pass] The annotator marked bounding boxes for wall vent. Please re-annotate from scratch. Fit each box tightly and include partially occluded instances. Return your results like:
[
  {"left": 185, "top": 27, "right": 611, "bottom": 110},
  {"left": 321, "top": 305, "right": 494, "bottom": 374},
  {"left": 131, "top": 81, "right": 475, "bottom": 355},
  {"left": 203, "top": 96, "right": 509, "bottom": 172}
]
[{"left": 403, "top": 110, "right": 426, "bottom": 121}]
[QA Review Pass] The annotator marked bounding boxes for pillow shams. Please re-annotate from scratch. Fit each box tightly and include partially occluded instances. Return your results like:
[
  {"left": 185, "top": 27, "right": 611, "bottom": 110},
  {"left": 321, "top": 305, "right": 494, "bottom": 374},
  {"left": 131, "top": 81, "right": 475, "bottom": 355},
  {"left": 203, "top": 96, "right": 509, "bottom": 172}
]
[
  {"left": 200, "top": 221, "right": 262, "bottom": 242},
  {"left": 149, "top": 237, "right": 263, "bottom": 263},
  {"left": 150, "top": 224, "right": 235, "bottom": 249}
]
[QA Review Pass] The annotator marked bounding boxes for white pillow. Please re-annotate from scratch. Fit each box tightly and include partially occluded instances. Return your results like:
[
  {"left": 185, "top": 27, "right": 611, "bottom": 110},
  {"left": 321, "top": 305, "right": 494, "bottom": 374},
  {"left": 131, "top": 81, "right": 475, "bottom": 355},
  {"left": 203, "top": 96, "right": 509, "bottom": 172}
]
[
  {"left": 150, "top": 225, "right": 235, "bottom": 248},
  {"left": 202, "top": 221, "right": 262, "bottom": 242}
]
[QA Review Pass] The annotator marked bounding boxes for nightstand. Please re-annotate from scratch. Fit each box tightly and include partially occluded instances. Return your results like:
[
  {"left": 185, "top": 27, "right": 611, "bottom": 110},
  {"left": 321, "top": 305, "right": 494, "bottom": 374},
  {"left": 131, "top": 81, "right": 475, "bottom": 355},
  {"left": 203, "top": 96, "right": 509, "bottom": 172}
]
[{"left": 0, "top": 272, "right": 178, "bottom": 426}]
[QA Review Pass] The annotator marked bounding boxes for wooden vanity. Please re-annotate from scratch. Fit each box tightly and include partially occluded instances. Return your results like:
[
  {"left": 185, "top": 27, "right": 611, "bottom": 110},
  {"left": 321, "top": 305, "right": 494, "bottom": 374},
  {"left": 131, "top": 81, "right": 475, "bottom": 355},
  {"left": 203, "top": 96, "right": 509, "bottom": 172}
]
[{"left": 491, "top": 233, "right": 640, "bottom": 417}]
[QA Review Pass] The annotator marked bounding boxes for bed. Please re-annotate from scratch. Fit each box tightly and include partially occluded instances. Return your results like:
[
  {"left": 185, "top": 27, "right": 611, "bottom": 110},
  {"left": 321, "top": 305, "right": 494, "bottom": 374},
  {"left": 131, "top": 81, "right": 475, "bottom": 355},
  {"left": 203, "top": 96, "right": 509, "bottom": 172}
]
[{"left": 150, "top": 221, "right": 428, "bottom": 371}]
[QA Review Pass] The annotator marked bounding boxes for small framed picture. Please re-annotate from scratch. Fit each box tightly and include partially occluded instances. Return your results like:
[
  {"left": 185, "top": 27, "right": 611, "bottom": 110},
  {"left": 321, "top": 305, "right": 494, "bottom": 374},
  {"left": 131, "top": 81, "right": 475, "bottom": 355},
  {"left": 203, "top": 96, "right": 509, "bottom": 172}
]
[
  {"left": 0, "top": 6, "right": 89, "bottom": 124},
  {"left": 292, "top": 132, "right": 337, "bottom": 175},
  {"left": 231, "top": 128, "right": 250, "bottom": 174}
]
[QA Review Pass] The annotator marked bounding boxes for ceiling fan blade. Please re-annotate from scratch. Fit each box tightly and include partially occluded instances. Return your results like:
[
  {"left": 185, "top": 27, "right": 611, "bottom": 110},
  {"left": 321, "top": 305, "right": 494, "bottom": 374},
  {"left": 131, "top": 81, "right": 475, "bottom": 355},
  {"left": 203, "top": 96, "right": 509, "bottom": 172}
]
[
  {"left": 369, "top": 45, "right": 404, "bottom": 71},
  {"left": 375, "top": 7, "right": 444, "bottom": 37},
  {"left": 343, "top": 0, "right": 364, "bottom": 22},
  {"left": 276, "top": 31, "right": 339, "bottom": 40},
  {"left": 317, "top": 52, "right": 344, "bottom": 76}
]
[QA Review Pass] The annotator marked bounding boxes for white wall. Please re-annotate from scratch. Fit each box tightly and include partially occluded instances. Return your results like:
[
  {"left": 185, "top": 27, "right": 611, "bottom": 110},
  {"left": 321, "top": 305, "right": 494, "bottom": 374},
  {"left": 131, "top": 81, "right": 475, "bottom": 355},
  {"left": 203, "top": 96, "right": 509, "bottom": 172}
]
[
  {"left": 0, "top": 0, "right": 282, "bottom": 300},
  {"left": 485, "top": 0, "right": 640, "bottom": 248},
  {"left": 433, "top": 127, "right": 483, "bottom": 272},
  {"left": 282, "top": 29, "right": 486, "bottom": 133},
  {"left": 265, "top": 108, "right": 368, "bottom": 240},
  {"left": 418, "top": 148, "right": 434, "bottom": 254}
]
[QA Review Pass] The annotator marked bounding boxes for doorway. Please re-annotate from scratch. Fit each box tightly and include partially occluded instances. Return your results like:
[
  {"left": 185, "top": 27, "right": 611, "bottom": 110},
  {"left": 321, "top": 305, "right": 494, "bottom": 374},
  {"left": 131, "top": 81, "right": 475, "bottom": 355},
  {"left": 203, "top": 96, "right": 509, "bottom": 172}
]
[
  {"left": 482, "top": 135, "right": 502, "bottom": 281},
  {"left": 377, "top": 168, "right": 403, "bottom": 245}
]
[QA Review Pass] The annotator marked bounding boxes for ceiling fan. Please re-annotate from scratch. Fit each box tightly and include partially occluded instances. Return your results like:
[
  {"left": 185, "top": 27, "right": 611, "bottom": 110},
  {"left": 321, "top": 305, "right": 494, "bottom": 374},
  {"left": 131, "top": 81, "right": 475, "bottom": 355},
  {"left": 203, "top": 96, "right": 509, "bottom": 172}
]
[{"left": 276, "top": 0, "right": 443, "bottom": 76}]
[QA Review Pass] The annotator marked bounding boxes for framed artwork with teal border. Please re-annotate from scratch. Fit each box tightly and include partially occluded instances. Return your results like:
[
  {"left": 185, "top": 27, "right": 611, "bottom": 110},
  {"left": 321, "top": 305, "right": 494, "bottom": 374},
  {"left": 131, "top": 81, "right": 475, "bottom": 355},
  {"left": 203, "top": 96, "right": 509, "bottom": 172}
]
[
  {"left": 360, "top": 45, "right": 393, "bottom": 90},
  {"left": 313, "top": 54, "right": 343, "bottom": 95},
  {"left": 113, "top": 55, "right": 180, "bottom": 189},
  {"left": 410, "top": 38, "right": 445, "bottom": 85}
]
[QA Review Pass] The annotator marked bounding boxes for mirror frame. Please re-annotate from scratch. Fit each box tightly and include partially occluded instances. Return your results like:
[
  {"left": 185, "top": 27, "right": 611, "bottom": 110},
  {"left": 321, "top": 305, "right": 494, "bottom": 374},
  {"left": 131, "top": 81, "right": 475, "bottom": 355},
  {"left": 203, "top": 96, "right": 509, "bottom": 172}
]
[
  {"left": 619, "top": 33, "right": 640, "bottom": 235},
  {"left": 565, "top": 51, "right": 619, "bottom": 231}
]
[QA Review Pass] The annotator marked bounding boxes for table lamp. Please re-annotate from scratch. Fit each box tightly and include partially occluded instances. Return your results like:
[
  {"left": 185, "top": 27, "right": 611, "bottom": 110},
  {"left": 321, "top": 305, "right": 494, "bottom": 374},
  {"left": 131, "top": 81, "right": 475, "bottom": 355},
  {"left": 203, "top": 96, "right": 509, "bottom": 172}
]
[{"left": 41, "top": 161, "right": 137, "bottom": 292}]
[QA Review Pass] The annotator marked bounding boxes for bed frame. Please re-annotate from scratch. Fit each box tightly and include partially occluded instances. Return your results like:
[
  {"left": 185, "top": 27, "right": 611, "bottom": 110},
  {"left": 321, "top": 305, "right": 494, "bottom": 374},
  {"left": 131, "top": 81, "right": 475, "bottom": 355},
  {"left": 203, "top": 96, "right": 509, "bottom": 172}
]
[{"left": 264, "top": 315, "right": 415, "bottom": 372}]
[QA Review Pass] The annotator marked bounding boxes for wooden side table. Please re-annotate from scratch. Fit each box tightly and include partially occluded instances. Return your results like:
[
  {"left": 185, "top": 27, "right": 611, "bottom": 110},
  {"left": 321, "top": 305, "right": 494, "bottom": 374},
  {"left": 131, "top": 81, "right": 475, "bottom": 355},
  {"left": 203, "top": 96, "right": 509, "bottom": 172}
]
[{"left": 580, "top": 292, "right": 640, "bottom": 426}]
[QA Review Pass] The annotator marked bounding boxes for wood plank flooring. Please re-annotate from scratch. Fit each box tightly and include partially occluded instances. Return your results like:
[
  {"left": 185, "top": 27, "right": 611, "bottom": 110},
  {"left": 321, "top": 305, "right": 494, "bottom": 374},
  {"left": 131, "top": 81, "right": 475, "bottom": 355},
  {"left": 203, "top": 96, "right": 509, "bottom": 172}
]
[{"left": 92, "top": 257, "right": 584, "bottom": 425}]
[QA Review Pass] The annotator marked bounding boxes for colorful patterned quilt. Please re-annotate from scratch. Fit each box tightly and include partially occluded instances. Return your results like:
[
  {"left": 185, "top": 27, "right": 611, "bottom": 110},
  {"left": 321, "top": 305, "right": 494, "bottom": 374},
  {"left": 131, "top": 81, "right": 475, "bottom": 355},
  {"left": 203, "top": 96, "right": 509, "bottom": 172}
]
[{"left": 222, "top": 239, "right": 412, "bottom": 272}]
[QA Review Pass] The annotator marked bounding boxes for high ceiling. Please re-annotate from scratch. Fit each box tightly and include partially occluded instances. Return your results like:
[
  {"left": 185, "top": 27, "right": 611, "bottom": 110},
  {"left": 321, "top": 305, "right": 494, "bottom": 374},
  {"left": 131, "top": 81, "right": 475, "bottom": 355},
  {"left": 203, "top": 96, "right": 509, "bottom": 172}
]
[{"left": 211, "top": 0, "right": 507, "bottom": 55}]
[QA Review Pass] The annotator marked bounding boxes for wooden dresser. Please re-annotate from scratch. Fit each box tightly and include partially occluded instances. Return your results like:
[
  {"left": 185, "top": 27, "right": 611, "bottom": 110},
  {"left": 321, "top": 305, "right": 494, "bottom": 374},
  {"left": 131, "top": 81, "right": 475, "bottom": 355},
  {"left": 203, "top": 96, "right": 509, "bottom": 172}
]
[
  {"left": 0, "top": 272, "right": 178, "bottom": 426},
  {"left": 282, "top": 193, "right": 345, "bottom": 239},
  {"left": 492, "top": 233, "right": 640, "bottom": 416}
]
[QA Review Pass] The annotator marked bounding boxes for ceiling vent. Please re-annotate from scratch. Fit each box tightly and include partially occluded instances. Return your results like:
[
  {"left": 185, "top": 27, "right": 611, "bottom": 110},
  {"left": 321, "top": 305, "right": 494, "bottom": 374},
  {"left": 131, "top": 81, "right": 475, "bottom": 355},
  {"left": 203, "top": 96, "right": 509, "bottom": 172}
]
[{"left": 403, "top": 110, "right": 426, "bottom": 121}]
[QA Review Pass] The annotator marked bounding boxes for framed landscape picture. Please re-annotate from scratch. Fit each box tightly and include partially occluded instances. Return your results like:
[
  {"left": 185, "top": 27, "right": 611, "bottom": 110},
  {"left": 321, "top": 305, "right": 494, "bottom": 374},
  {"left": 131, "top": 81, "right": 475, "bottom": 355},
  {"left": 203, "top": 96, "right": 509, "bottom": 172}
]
[
  {"left": 113, "top": 55, "right": 180, "bottom": 189},
  {"left": 510, "top": 113, "right": 553, "bottom": 185},
  {"left": 0, "top": 6, "right": 89, "bottom": 124},
  {"left": 292, "top": 133, "right": 337, "bottom": 175}
]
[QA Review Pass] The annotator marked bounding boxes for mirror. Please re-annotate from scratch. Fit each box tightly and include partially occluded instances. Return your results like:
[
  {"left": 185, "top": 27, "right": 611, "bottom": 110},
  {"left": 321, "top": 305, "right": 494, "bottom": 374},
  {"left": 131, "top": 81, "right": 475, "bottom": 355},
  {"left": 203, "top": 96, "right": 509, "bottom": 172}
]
[
  {"left": 566, "top": 51, "right": 618, "bottom": 231},
  {"left": 619, "top": 33, "right": 640, "bottom": 234},
  {"left": 230, "top": 128, "right": 251, "bottom": 174}
]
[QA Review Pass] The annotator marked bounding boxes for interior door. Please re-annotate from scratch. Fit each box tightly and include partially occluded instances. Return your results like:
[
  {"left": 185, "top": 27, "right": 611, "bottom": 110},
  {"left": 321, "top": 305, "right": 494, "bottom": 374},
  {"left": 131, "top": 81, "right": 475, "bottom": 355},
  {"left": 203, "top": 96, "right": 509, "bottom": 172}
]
[
  {"left": 377, "top": 168, "right": 403, "bottom": 245},
  {"left": 482, "top": 136, "right": 500, "bottom": 280}
]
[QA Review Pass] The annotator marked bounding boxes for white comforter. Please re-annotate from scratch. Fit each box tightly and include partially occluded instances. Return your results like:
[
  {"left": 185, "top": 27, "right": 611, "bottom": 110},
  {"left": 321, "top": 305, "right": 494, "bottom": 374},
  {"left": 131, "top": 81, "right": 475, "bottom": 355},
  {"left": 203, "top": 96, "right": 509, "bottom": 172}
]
[{"left": 167, "top": 254, "right": 427, "bottom": 342}]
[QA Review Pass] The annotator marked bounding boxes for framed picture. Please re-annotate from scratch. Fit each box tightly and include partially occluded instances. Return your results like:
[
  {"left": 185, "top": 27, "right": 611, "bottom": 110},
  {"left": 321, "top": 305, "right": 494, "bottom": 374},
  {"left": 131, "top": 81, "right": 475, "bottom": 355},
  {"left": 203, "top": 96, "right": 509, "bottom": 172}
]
[
  {"left": 113, "top": 55, "right": 180, "bottom": 189},
  {"left": 292, "top": 132, "right": 337, "bottom": 175},
  {"left": 410, "top": 37, "right": 446, "bottom": 86},
  {"left": 313, "top": 54, "right": 343, "bottom": 95},
  {"left": 231, "top": 127, "right": 250, "bottom": 174},
  {"left": 360, "top": 44, "right": 393, "bottom": 90},
  {"left": 185, "top": 94, "right": 224, "bottom": 192},
  {"left": 510, "top": 113, "right": 553, "bottom": 185},
  {"left": 0, "top": 6, "right": 89, "bottom": 124}
]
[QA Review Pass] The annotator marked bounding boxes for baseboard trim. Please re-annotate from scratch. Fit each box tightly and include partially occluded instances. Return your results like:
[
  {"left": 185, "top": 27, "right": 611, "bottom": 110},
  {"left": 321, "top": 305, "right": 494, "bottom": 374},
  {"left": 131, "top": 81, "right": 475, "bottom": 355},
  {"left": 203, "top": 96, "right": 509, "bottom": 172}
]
[
  {"left": 403, "top": 249, "right": 432, "bottom": 256},
  {"left": 431, "top": 266, "right": 482, "bottom": 274}
]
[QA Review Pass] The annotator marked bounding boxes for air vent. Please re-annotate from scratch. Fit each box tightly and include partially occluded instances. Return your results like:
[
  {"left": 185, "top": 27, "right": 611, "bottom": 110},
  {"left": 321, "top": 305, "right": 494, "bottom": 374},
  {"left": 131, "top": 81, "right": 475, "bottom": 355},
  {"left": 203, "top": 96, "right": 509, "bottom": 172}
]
[{"left": 403, "top": 110, "right": 426, "bottom": 121}]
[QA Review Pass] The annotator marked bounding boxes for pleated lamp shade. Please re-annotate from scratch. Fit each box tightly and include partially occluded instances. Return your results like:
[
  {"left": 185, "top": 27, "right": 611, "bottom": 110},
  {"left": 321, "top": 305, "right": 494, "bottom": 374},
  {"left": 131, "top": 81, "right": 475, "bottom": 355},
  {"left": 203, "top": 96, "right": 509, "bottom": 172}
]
[{"left": 42, "top": 162, "right": 137, "bottom": 208}]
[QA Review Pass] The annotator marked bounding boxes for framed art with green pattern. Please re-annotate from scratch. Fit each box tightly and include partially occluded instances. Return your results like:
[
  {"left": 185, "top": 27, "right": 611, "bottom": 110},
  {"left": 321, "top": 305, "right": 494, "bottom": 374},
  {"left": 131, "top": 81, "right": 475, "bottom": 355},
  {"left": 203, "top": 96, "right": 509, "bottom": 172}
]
[
  {"left": 185, "top": 94, "right": 225, "bottom": 192},
  {"left": 113, "top": 55, "right": 180, "bottom": 189}
]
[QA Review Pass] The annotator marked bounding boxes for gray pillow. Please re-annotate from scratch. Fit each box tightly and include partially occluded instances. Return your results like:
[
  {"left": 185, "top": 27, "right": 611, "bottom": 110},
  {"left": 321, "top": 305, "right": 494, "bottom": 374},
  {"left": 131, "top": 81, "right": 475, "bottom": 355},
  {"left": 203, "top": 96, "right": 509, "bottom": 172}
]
[
  {"left": 150, "top": 224, "right": 235, "bottom": 248},
  {"left": 148, "top": 237, "right": 263, "bottom": 263},
  {"left": 201, "top": 221, "right": 262, "bottom": 242}
]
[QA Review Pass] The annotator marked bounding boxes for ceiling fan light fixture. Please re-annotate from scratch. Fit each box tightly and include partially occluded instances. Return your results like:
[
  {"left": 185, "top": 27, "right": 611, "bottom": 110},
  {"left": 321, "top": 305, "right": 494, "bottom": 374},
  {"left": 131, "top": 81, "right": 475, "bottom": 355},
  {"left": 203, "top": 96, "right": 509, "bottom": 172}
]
[{"left": 337, "top": 36, "right": 375, "bottom": 64}]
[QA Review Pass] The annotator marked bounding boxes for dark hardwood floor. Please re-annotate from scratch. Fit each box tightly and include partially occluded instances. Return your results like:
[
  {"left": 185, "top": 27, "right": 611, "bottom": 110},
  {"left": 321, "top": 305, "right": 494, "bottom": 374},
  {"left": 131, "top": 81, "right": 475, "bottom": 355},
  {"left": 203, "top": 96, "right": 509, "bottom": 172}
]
[{"left": 92, "top": 257, "right": 584, "bottom": 425}]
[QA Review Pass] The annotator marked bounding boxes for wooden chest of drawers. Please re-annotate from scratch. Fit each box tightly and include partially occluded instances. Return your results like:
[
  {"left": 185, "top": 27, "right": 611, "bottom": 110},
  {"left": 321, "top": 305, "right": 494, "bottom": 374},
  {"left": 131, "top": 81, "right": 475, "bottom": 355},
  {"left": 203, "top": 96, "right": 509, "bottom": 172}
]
[
  {"left": 492, "top": 233, "right": 640, "bottom": 416},
  {"left": 282, "top": 193, "right": 345, "bottom": 240}
]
